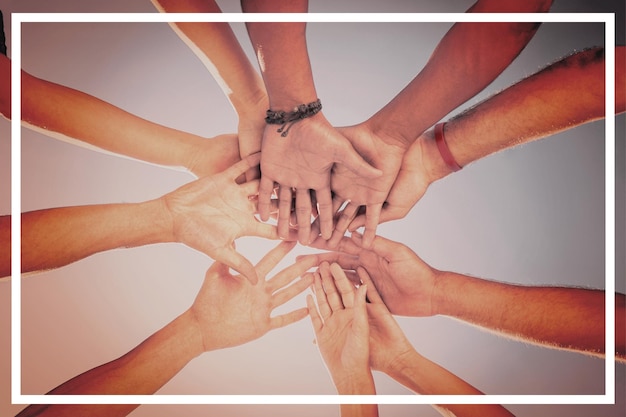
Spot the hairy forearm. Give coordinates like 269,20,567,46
242,0,317,108
387,349,514,417
17,200,172,278
16,310,202,417
367,0,551,146
432,270,623,360
152,0,268,116
442,46,616,169
20,68,211,173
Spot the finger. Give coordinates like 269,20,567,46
249,220,281,240
361,204,382,249
315,186,334,240
255,241,297,279
353,284,369,333
206,260,231,278
295,188,313,245
343,270,362,287
328,202,359,248
307,217,322,245
224,152,261,181
270,307,310,330
266,252,318,293
334,143,383,179
351,231,397,260
319,262,343,311
296,252,360,271
329,262,356,309
239,179,261,197
271,273,314,309
308,234,362,256
313,272,332,321
212,246,258,284
277,185,293,239
258,175,275,222
306,294,323,333
356,267,384,305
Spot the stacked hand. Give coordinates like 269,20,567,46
329,123,407,248
307,232,438,317
190,240,316,352
257,114,382,245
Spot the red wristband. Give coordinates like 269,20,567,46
434,122,462,172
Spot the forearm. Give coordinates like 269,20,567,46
19,200,172,277
152,0,268,117
17,310,202,417
335,371,378,417
367,0,551,146
432,270,619,359
241,0,317,108
20,69,213,173
387,349,514,417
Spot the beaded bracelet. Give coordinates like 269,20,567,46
434,122,462,172
265,99,322,137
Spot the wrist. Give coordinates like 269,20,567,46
172,309,206,359
416,129,456,184
334,369,376,395
149,197,176,245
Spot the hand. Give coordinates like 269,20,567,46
356,267,416,374
329,123,407,249
306,261,374,394
347,131,434,231
162,153,286,284
186,133,241,178
306,233,437,317
190,241,316,352
257,114,382,244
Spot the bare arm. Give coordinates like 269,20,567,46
151,0,268,178
433,270,625,360
0,54,239,178
240,0,380,244
7,155,281,282
16,242,315,417
366,0,553,148
362,46,625,226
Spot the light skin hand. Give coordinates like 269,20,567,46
328,123,407,249
162,153,286,284
307,262,378,417
185,133,242,179
306,233,437,317
191,241,317,352
258,114,383,245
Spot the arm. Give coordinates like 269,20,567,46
307,234,626,361
355,268,515,417
0,54,239,178
241,0,381,244
11,154,284,282
151,0,268,179
330,0,551,245
17,241,315,417
354,45,626,226
307,262,377,417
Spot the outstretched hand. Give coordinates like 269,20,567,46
257,114,382,245
307,261,374,395
162,153,288,284
190,241,316,352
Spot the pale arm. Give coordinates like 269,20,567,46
8,154,282,282
151,0,268,178
16,241,315,417
0,54,239,178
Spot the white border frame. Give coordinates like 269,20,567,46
11,12,616,406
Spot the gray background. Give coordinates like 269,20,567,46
0,0,624,416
